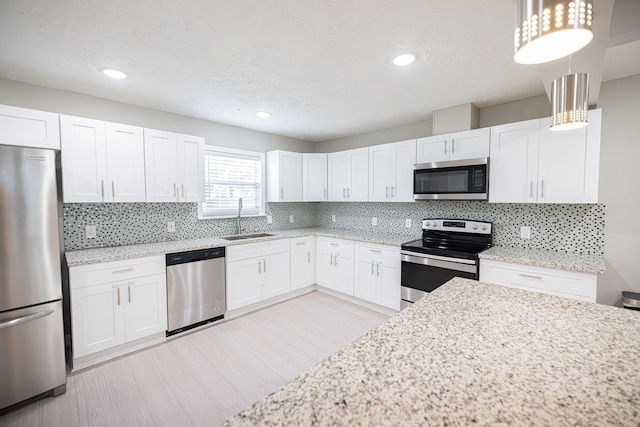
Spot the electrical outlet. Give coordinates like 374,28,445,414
520,226,531,239
85,225,96,239
331,214,336,223
167,221,176,232
405,219,412,228
289,215,294,223
267,215,273,224
371,217,377,226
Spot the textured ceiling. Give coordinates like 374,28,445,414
0,1,613,142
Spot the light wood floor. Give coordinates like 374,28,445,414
0,291,389,427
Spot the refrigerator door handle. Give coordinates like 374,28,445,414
0,309,54,329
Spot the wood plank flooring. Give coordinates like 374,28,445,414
0,291,390,427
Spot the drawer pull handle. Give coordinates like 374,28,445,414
370,249,381,253
117,288,121,306
519,273,543,279
128,285,132,303
113,267,134,274
296,242,305,246
329,243,339,246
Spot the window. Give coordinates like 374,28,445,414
199,146,265,219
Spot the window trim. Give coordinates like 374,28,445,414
198,146,266,220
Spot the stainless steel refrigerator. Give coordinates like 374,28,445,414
0,144,66,410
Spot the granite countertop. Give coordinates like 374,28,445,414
226,277,640,426
479,246,606,274
65,228,416,266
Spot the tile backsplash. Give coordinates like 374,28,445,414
63,201,605,255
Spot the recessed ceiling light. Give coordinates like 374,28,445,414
102,68,127,79
256,111,272,118
392,54,415,66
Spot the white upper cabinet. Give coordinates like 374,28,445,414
61,115,145,202
0,104,60,150
328,147,368,201
417,128,490,163
368,139,416,202
266,150,303,202
303,153,328,201
144,129,204,202
489,109,601,204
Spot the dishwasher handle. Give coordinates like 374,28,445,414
166,247,226,266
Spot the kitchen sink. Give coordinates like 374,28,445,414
221,233,274,241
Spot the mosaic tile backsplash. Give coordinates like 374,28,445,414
63,201,605,255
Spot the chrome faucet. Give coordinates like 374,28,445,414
236,197,243,234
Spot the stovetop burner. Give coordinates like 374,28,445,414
401,219,493,260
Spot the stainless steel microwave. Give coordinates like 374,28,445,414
413,157,489,200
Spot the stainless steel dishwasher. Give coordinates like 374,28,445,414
166,247,226,336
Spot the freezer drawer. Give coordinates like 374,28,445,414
0,300,66,410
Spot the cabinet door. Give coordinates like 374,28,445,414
280,152,303,201
368,144,392,202
291,245,315,291
378,261,401,310
489,119,540,203
303,153,328,201
176,134,205,202
60,115,108,202
450,128,490,160
347,148,369,201
124,274,167,342
226,258,261,310
333,252,354,296
355,256,377,303
537,109,601,203
416,134,449,163
105,122,146,202
315,244,334,289
0,104,60,150
144,129,178,202
391,139,417,202
71,283,125,358
262,252,291,300
328,152,348,201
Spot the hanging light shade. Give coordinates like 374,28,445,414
514,0,594,64
550,72,589,131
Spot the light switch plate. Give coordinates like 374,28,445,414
167,222,176,232
289,215,294,223
331,215,336,223
520,226,531,239
267,215,273,224
85,225,96,239
371,217,377,226
405,219,412,228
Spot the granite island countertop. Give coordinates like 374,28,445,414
65,228,416,266
226,277,640,426
479,246,605,274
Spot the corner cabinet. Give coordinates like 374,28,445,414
354,243,400,310
69,255,167,370
368,139,416,202
316,237,355,295
489,109,601,203
328,147,368,201
0,104,60,150
416,128,490,163
144,129,204,202
303,153,328,201
266,150,303,202
60,115,146,202
226,239,291,310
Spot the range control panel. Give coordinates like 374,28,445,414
422,219,492,235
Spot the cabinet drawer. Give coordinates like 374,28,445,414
69,255,165,289
260,238,290,256
318,238,354,258
356,243,399,264
226,238,290,262
480,260,596,299
290,235,314,250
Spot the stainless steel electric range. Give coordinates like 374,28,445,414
400,219,492,309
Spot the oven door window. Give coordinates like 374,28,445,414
401,261,476,294
414,164,486,194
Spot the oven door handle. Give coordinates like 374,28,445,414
400,252,477,274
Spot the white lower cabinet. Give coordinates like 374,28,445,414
354,243,400,310
316,237,355,296
479,259,597,303
69,255,167,366
290,236,315,291
226,239,291,310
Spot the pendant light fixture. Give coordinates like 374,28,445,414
550,71,589,131
514,0,594,64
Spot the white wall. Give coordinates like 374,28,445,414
596,74,640,304
0,78,314,153
315,119,433,152
478,95,550,127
